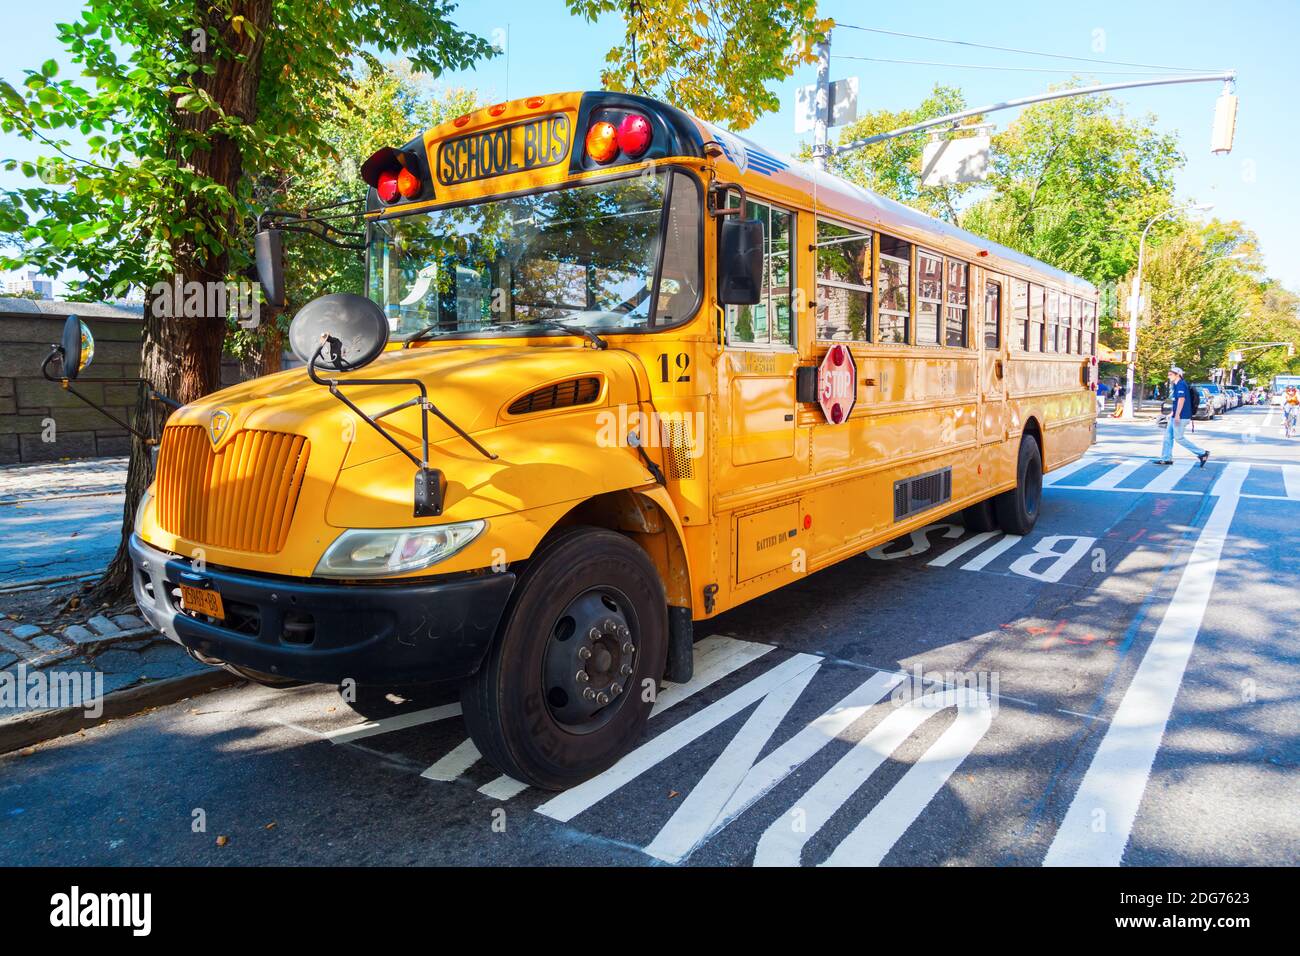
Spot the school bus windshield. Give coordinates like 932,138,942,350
368,169,702,338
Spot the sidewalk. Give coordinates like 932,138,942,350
0,456,233,750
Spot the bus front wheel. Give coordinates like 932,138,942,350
994,437,1043,535
460,526,668,791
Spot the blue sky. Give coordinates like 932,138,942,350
3,0,1298,291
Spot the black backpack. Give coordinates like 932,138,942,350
1187,386,1201,416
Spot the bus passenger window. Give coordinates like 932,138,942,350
945,258,968,347
1072,296,1084,354
916,250,943,345
1046,289,1059,353
726,199,794,347
877,234,912,344
1012,279,1029,350
984,280,1001,350
1029,284,1044,352
814,220,872,342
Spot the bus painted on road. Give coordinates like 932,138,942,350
124,91,1099,788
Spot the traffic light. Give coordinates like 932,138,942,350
1211,90,1238,154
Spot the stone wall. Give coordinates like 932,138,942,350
0,299,244,464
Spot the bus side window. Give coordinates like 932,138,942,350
877,234,912,344
1046,288,1059,353
944,258,968,348
1012,279,1029,351
984,279,1001,350
814,219,872,342
1029,283,1044,352
725,198,794,347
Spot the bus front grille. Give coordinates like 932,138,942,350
155,425,310,554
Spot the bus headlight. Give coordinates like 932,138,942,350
314,520,486,578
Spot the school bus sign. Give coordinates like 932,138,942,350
818,344,857,424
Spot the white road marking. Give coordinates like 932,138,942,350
421,737,482,782
1210,460,1249,498
928,531,1000,568
960,534,1022,572
651,636,775,718
1088,459,1145,490
752,689,992,867
1282,465,1300,500
467,636,778,798
823,695,994,867
1043,458,1093,487
643,660,821,863
1044,486,1241,866
1141,460,1193,494
322,704,461,745
537,654,823,824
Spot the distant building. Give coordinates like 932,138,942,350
4,270,54,299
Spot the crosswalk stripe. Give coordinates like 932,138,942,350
928,531,1000,568
323,704,461,744
1141,460,1193,494
1210,460,1249,498
1043,458,1092,487
1283,465,1300,500
1088,459,1144,490
537,654,823,824
960,534,1022,572
421,737,482,782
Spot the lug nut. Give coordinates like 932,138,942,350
621,642,634,655
583,687,596,700
577,646,592,661
611,683,622,696
588,627,601,641
576,670,590,683
620,663,632,676
603,620,617,634
618,624,630,638
596,692,609,705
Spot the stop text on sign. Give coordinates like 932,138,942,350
818,344,857,424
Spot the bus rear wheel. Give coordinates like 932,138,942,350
994,436,1043,535
460,526,668,791
960,498,998,532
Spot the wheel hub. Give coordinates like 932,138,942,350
543,590,636,726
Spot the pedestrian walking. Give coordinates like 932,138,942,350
1155,366,1210,467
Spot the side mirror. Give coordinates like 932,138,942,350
290,293,390,371
254,228,286,308
718,218,764,305
61,315,94,379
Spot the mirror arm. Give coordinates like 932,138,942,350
708,181,748,218
40,346,158,444
307,343,498,466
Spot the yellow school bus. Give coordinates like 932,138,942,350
120,91,1098,789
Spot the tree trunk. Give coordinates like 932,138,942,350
92,0,274,603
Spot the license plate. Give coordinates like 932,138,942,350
179,585,225,620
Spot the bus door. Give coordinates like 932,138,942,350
979,275,1008,444
717,198,799,486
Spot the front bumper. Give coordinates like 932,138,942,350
129,534,515,685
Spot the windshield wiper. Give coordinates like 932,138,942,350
528,321,608,350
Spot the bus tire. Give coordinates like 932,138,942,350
460,525,668,791
960,498,998,532
994,437,1043,536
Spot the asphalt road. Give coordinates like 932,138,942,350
2,408,1296,866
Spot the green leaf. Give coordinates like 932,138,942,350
41,59,58,78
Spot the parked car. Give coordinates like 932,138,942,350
1195,382,1228,414
1225,385,1243,408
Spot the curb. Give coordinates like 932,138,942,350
0,667,242,756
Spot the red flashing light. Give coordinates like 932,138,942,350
616,113,652,158
488,103,507,116
397,168,421,199
452,114,471,128
526,96,545,109
586,121,619,163
376,169,400,203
